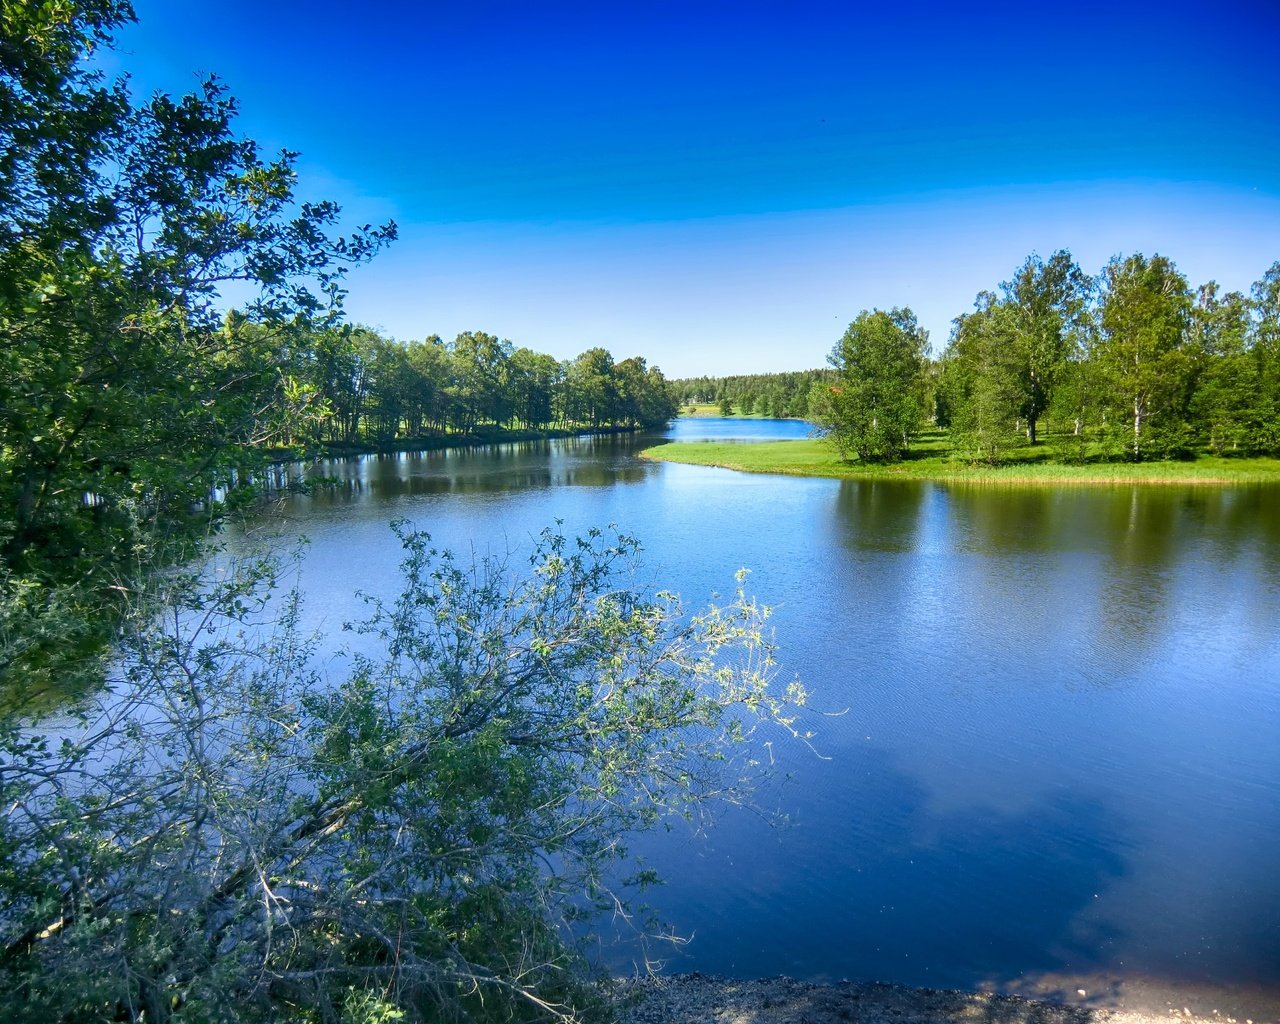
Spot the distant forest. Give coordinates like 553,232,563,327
672,369,834,418
229,321,682,447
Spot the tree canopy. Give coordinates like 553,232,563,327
302,330,679,447
673,369,833,419
929,251,1280,465
0,0,394,695
809,308,928,463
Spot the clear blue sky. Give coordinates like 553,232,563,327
114,1,1280,376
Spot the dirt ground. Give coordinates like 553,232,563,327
618,974,1280,1024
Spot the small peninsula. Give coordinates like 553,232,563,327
641,436,1280,486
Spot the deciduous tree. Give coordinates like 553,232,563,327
1091,254,1194,459
0,1,393,693
1249,262,1280,453
1188,282,1253,453
1,527,807,1023
999,250,1092,444
813,308,927,462
940,295,1026,463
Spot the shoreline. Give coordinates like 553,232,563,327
639,439,1280,486
620,974,1280,1024
261,425,646,464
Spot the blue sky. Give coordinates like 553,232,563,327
115,1,1280,376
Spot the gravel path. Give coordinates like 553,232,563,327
618,975,1277,1024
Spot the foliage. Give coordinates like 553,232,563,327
306,332,680,445
1187,282,1254,455
0,2,679,702
939,295,1028,463
1091,253,1195,459
937,252,1091,464
0,525,808,1022
1248,262,1280,454
0,1,393,695
998,251,1092,444
811,308,927,463
1,3,393,568
923,250,1280,466
672,369,833,420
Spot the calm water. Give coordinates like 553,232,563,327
237,420,1280,1004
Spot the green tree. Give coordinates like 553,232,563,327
813,308,927,462
566,348,615,427
364,333,417,443
1046,352,1108,462
638,363,680,427
940,296,1027,463
1187,282,1254,454
0,1,393,694
509,346,561,430
402,334,451,436
612,355,648,428
1,527,807,1023
450,331,514,430
599,355,676,429
999,250,1092,444
1249,262,1280,453
670,370,831,421
1091,254,1194,459
306,326,368,443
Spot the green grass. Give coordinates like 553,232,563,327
677,403,795,419
640,433,1280,486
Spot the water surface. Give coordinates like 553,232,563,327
238,420,1280,1008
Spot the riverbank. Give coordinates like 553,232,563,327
619,974,1280,1024
260,425,645,465
678,404,806,419
639,438,1280,485
314,424,642,458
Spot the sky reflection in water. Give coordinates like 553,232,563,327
235,421,1280,1000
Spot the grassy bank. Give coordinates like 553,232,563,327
640,436,1280,485
678,403,801,419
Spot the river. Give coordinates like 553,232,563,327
235,418,1280,1010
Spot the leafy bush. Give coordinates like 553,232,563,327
0,526,806,1022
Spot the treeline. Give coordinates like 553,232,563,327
814,251,1280,463
936,251,1280,461
248,319,681,447
672,369,834,418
